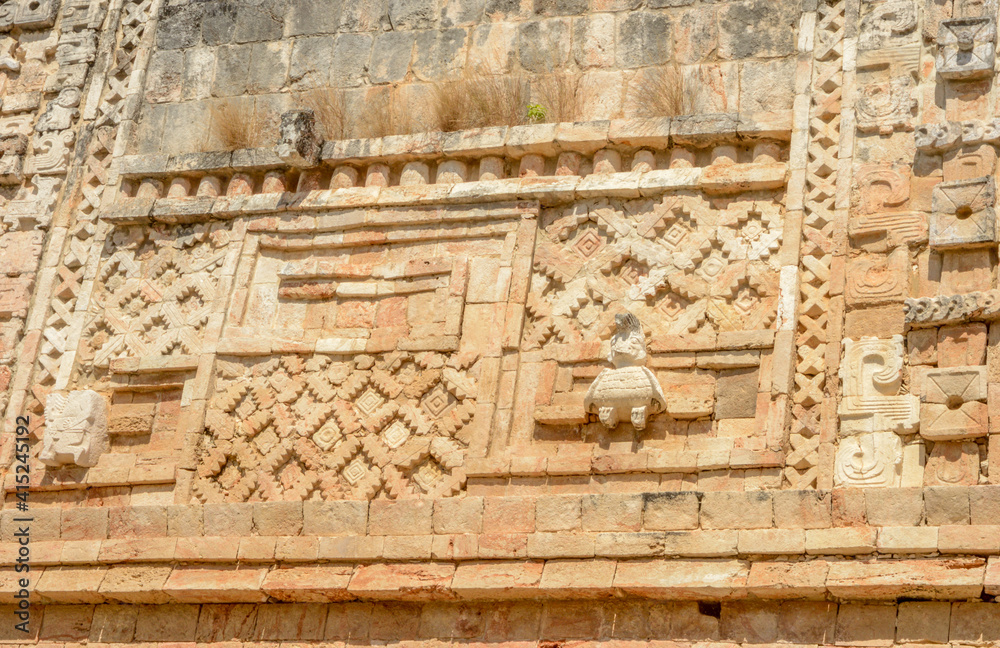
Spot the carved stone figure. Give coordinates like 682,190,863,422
40,390,108,468
584,312,666,431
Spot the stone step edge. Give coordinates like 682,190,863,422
11,556,995,605
5,526,1000,567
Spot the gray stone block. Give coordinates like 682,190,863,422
389,0,438,29
714,367,759,419
330,33,373,87
440,0,486,27
156,3,203,50
287,0,344,36
233,0,286,44
484,0,520,17
212,44,252,97
533,0,588,15
182,48,216,102
413,28,468,81
339,0,390,31
518,18,571,73
202,1,238,46
248,41,291,93
145,50,183,104
739,58,796,113
616,11,672,69
288,36,335,90
370,31,415,84
718,0,798,59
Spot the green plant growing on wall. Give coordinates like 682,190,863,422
527,103,547,123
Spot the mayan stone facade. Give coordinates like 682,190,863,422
0,0,999,644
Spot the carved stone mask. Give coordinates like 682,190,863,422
39,390,108,468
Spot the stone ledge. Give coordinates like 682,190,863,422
105,161,788,225
4,486,999,547
11,557,987,604
116,112,792,179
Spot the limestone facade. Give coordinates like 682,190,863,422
0,0,999,644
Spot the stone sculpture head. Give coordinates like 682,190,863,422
608,312,647,368
39,389,108,468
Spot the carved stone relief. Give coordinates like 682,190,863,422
856,77,917,134
34,87,80,132
39,389,108,467
937,17,996,79
195,352,476,502
920,365,988,440
525,194,782,348
584,313,667,430
930,176,996,248
839,336,920,435
76,222,236,375
924,440,980,484
834,431,904,486
859,0,919,50
25,129,74,174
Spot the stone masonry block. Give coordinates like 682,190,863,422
253,502,304,536
167,505,203,537
700,491,773,529
369,500,433,535
896,601,951,643
61,508,109,540
303,501,368,535
950,602,1000,644
204,503,253,537
483,497,535,534
865,488,924,526
971,485,1000,524
643,492,700,530
835,604,896,646
582,494,643,532
433,497,483,534
925,486,971,525
535,495,582,532
108,507,167,538
772,490,832,529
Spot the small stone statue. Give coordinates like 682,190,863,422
40,390,108,468
584,312,666,430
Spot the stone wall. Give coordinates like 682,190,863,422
131,0,801,153
0,0,999,643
